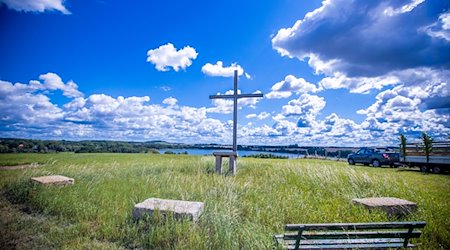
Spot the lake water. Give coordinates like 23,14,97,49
158,148,304,158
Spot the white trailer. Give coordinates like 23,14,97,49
400,141,450,174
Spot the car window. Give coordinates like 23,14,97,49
366,149,374,153
356,149,364,154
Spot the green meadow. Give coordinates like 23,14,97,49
1,153,449,249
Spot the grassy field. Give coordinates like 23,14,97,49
1,153,449,249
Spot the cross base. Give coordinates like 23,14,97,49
213,151,238,175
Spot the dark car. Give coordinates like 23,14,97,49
347,147,399,167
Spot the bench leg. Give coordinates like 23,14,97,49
229,156,237,175
215,156,222,174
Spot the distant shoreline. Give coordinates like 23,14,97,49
0,137,385,158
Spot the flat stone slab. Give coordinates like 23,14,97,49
133,198,204,222
352,197,417,216
31,175,74,186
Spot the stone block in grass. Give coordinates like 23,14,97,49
352,197,417,216
31,175,74,186
133,198,204,222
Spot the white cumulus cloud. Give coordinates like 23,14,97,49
201,61,250,79
39,72,83,98
0,80,64,124
266,75,320,99
0,0,71,14
423,11,450,42
246,112,270,120
147,43,198,72
318,72,400,94
162,96,178,106
282,94,326,117
384,0,425,16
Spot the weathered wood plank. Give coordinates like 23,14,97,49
283,231,422,240
285,242,414,249
285,238,405,245
285,221,426,231
213,151,238,157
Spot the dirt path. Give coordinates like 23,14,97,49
0,164,40,170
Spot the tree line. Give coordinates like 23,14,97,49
0,138,162,154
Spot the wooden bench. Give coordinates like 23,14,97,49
274,221,426,249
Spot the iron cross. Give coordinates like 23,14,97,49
209,70,263,152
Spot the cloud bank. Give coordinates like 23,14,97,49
268,0,450,142
1,71,447,146
271,0,450,107
272,0,450,77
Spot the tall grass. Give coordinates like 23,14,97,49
1,153,449,249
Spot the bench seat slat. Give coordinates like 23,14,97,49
285,243,414,249
283,231,422,240
286,238,405,245
285,221,426,231
281,238,408,247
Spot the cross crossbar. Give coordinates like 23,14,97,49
209,93,264,99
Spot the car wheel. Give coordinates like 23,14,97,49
372,159,381,167
420,165,428,173
348,158,355,165
432,166,441,174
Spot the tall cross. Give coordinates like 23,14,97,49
209,70,263,152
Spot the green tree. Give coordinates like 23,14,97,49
399,134,407,162
421,132,433,163
0,144,9,153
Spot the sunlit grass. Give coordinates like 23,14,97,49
1,153,449,249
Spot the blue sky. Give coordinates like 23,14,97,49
0,0,449,146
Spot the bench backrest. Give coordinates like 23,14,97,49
278,221,426,249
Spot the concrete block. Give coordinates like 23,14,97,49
133,198,204,222
31,175,74,186
352,197,417,216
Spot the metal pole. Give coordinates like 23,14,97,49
233,70,238,152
